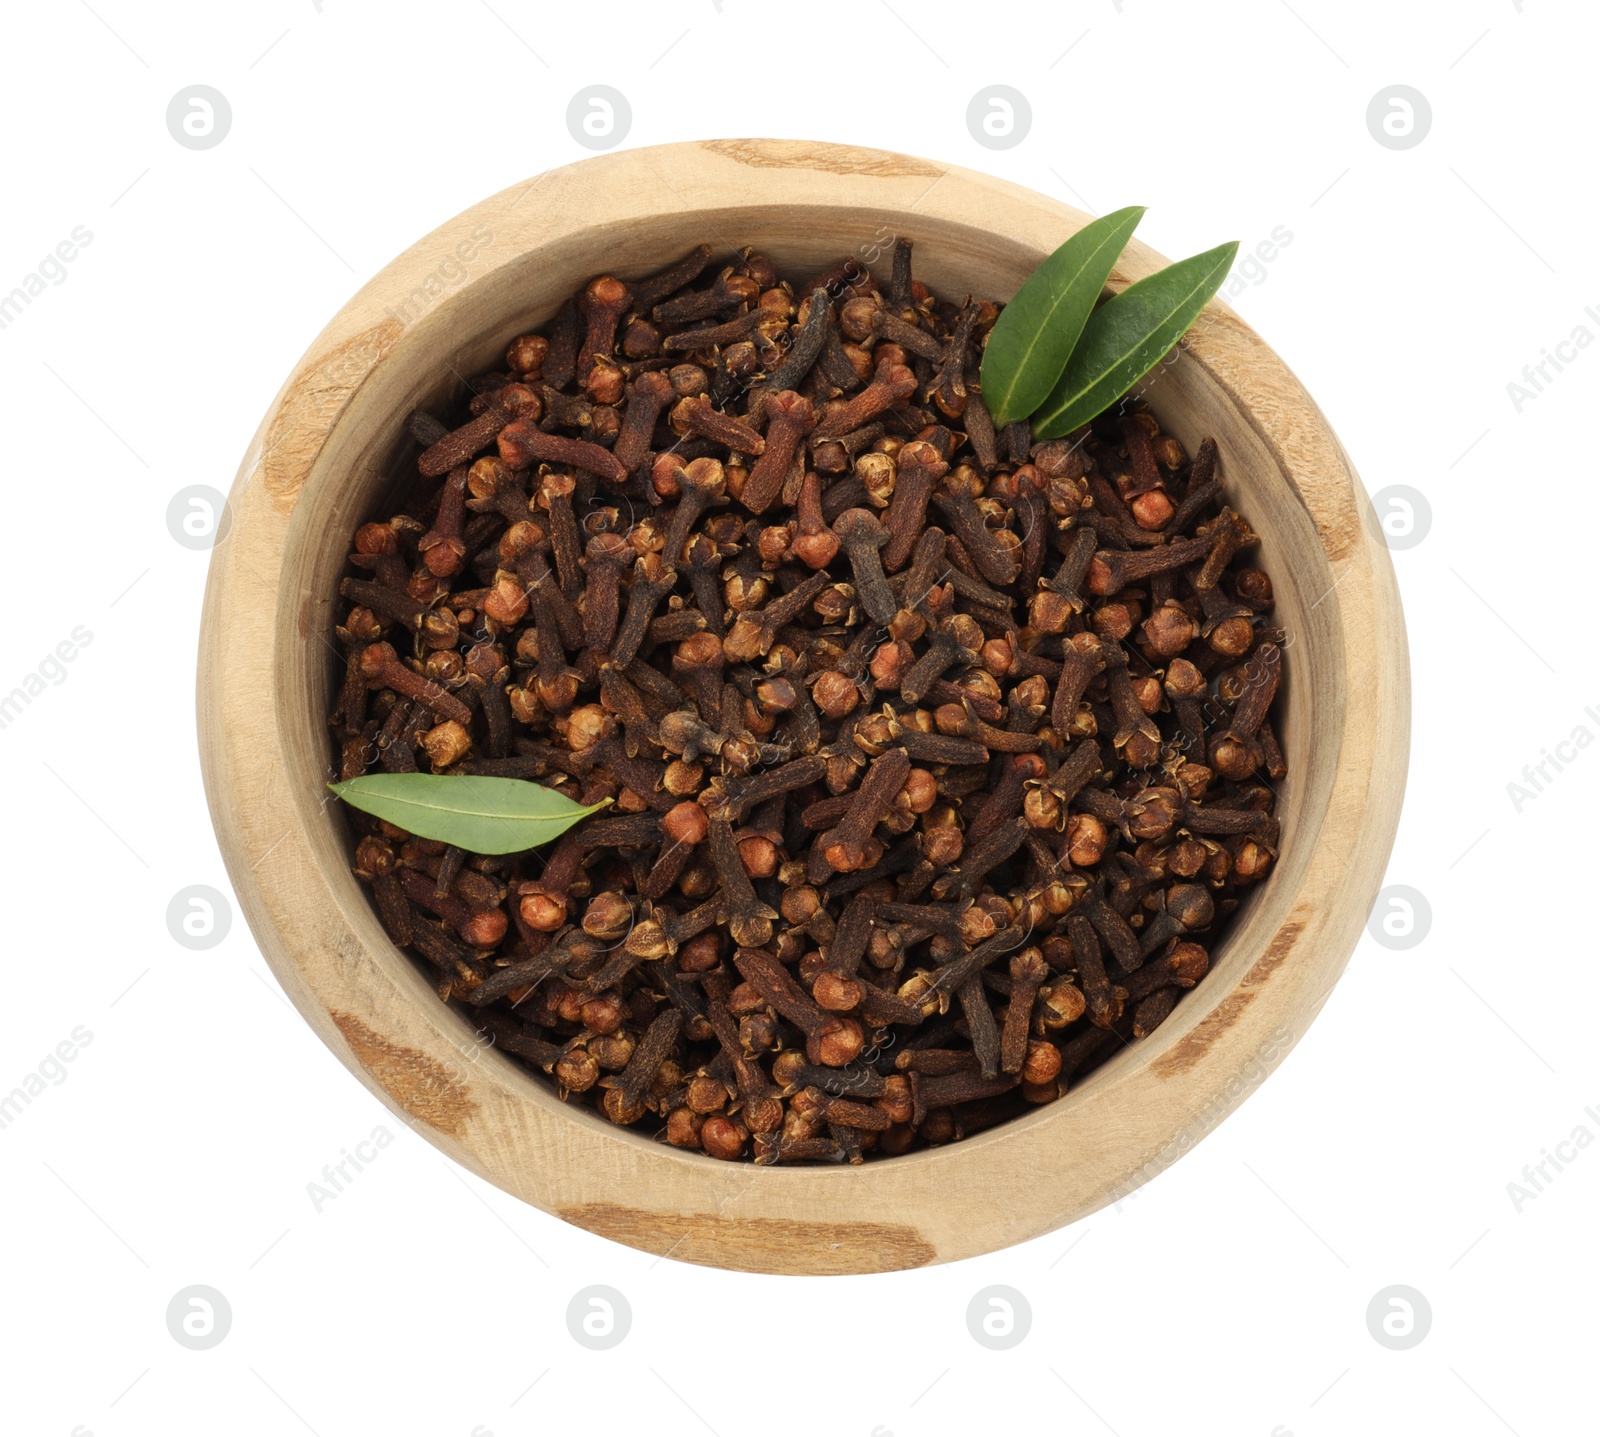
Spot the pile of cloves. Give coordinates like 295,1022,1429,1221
329,238,1287,1163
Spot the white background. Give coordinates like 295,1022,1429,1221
0,1,1589,1433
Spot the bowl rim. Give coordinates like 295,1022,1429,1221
198,138,1410,1275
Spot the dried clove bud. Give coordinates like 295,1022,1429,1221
330,242,1287,1163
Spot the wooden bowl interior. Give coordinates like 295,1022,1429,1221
278,201,1336,1166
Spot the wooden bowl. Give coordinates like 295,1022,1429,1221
198,139,1409,1275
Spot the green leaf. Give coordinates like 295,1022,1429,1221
328,773,611,855
980,205,1146,426
1030,239,1239,440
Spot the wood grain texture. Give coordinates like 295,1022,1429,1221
558,1204,938,1274
700,137,946,178
197,140,1410,1275
331,1012,480,1137
261,319,404,511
